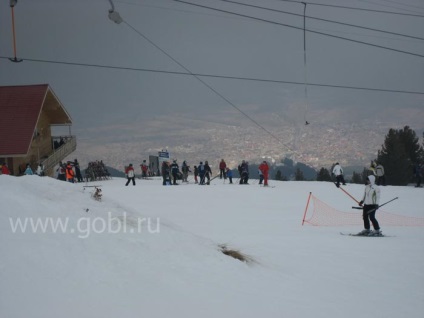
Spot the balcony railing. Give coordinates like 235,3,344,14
41,136,77,173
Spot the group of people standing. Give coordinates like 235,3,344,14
56,160,83,183
147,159,269,187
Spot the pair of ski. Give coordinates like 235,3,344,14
340,232,394,237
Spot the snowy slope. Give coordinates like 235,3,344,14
1,175,423,318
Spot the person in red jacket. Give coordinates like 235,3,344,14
125,164,136,186
219,159,227,179
259,161,270,186
66,162,75,183
1,163,10,175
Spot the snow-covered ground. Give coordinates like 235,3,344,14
1,174,423,318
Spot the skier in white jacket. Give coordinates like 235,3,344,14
358,175,381,236
332,162,346,187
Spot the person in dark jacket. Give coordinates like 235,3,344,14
414,163,422,188
204,161,212,185
193,165,199,184
170,160,180,185
57,161,66,181
181,161,190,183
161,161,171,185
74,159,83,183
239,160,249,184
198,162,206,185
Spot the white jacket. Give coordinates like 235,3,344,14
375,165,384,177
362,175,380,205
127,168,135,178
332,164,343,176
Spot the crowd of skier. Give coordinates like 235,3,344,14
124,158,270,187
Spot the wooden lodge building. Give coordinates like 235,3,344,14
0,84,76,176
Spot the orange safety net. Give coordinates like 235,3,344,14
303,194,424,227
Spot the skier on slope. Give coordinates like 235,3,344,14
125,164,136,186
259,161,270,187
357,175,381,236
332,162,346,188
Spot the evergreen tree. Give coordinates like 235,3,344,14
376,126,424,185
351,171,362,184
361,168,370,184
316,167,332,181
295,168,305,181
275,170,283,181
295,162,317,180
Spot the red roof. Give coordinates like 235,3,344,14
0,84,50,156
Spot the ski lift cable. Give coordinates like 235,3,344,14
105,1,296,153
302,2,309,125
356,0,424,15
173,0,424,58
2,55,423,95
211,0,424,41
122,21,295,152
272,0,424,18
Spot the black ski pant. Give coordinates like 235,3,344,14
163,175,170,185
220,169,226,179
125,177,135,186
240,172,249,184
335,175,346,187
363,204,380,230
75,168,83,182
376,175,386,186
199,173,206,185
172,172,178,185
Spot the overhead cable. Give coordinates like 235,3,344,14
173,0,424,58
1,56,422,95
271,0,424,17
213,0,424,41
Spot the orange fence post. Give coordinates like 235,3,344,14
302,192,312,225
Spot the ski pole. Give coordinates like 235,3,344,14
352,197,399,213
338,185,360,204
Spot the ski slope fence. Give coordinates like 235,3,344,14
302,193,424,227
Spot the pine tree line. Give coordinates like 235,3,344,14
273,126,423,185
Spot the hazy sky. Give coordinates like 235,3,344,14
1,0,423,135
